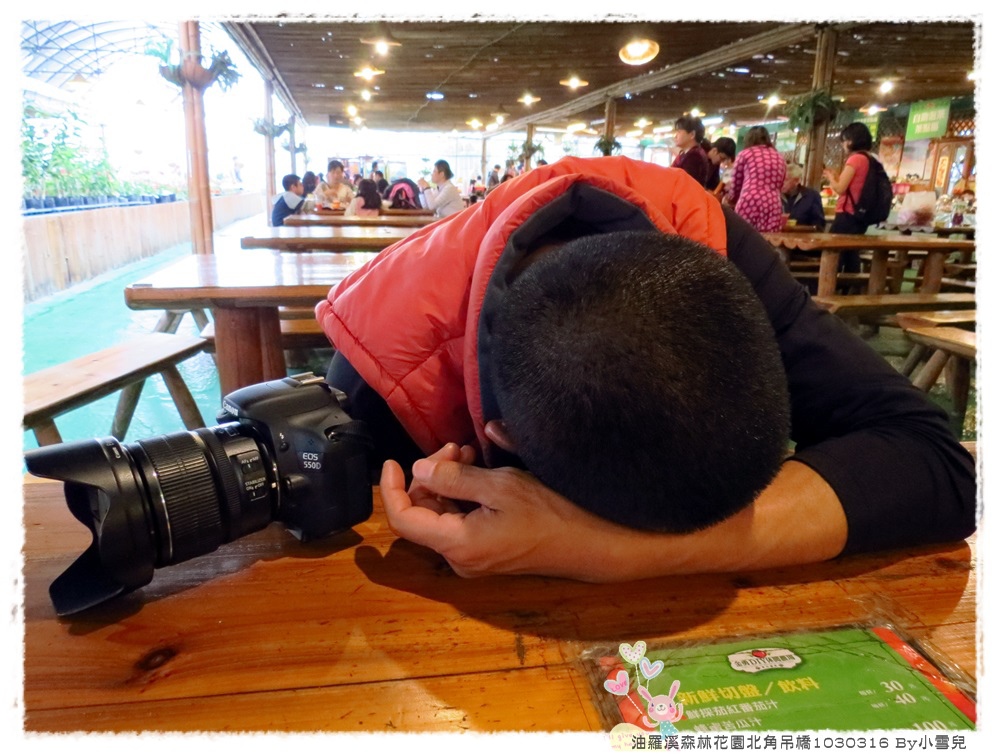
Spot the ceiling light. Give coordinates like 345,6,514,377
702,116,724,126
360,90,372,102
426,91,445,100
518,93,540,106
619,38,660,66
485,122,499,132
634,118,651,128
967,70,977,81
766,95,786,107
352,116,363,125
879,80,894,94
311,82,326,89
690,108,703,118
360,29,401,55
560,76,589,89
491,105,511,123
865,105,885,115
354,66,385,81
626,129,644,138
346,104,359,117
567,122,587,133
467,118,483,129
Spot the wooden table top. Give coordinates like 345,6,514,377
22,475,976,733
124,250,370,310
285,214,436,228
241,225,415,251
764,232,975,253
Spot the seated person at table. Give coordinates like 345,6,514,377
706,137,736,195
302,170,319,197
782,163,826,229
270,173,304,227
417,159,465,218
372,170,390,195
316,160,356,208
346,179,384,217
316,156,975,581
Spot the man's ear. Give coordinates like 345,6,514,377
484,420,517,453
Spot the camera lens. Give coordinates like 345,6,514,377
132,424,278,567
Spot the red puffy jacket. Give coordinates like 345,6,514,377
316,156,727,457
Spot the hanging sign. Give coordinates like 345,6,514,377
905,98,951,141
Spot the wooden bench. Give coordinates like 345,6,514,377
812,293,976,319
24,333,206,446
902,325,977,435
895,311,976,377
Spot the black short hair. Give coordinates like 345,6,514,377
840,122,874,152
711,137,736,161
490,230,790,533
302,171,318,194
434,159,453,180
674,115,706,143
282,174,301,191
327,159,344,173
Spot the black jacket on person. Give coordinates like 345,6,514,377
782,185,827,228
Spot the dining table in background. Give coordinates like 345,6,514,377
22,469,976,733
125,250,369,395
764,232,975,297
241,225,416,252
283,213,437,228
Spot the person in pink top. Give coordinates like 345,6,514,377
727,126,787,233
345,178,384,217
823,122,874,272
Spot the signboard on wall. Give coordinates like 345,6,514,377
905,98,952,141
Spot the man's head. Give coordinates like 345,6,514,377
282,174,303,194
432,159,454,182
489,230,790,533
327,160,345,184
493,164,501,172
673,115,705,148
782,163,804,196
708,137,736,165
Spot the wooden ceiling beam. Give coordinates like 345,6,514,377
493,22,847,135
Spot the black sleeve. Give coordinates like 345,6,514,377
722,207,977,554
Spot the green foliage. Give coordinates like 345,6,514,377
783,90,840,131
254,118,290,137
594,135,622,156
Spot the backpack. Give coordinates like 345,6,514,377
385,178,422,210
848,153,893,226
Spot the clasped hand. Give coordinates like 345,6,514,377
379,443,626,581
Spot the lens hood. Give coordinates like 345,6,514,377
25,438,158,615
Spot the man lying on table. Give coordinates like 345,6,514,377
315,156,976,581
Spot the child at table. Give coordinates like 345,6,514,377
271,174,305,227
345,179,384,217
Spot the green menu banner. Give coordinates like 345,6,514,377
906,98,952,141
595,626,974,733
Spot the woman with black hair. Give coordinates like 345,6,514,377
345,178,384,217
417,159,464,218
823,122,878,271
671,115,711,187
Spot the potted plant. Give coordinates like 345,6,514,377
519,140,544,163
594,135,622,156
148,39,241,92
783,89,840,132
253,118,290,138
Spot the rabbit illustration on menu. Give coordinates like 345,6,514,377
638,680,684,735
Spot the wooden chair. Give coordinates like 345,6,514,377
24,333,207,446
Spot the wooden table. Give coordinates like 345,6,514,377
284,213,436,228
22,475,976,732
241,225,415,252
125,250,369,395
764,232,975,296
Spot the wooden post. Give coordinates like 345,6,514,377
525,124,536,171
481,138,488,183
264,80,276,204
179,21,214,254
288,119,296,174
804,25,838,189
604,99,617,142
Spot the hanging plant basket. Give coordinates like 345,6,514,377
594,135,622,157
253,118,290,138
157,50,240,93
783,90,840,132
519,141,544,162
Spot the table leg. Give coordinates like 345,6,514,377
867,249,890,295
817,249,841,296
212,307,286,395
921,251,946,293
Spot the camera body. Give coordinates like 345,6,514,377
219,374,373,541
24,373,373,616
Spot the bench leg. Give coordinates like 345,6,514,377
32,420,63,447
161,365,206,430
912,349,950,392
899,344,930,378
111,381,146,440
153,310,185,334
945,355,972,437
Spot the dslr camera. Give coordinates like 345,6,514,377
24,373,373,616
